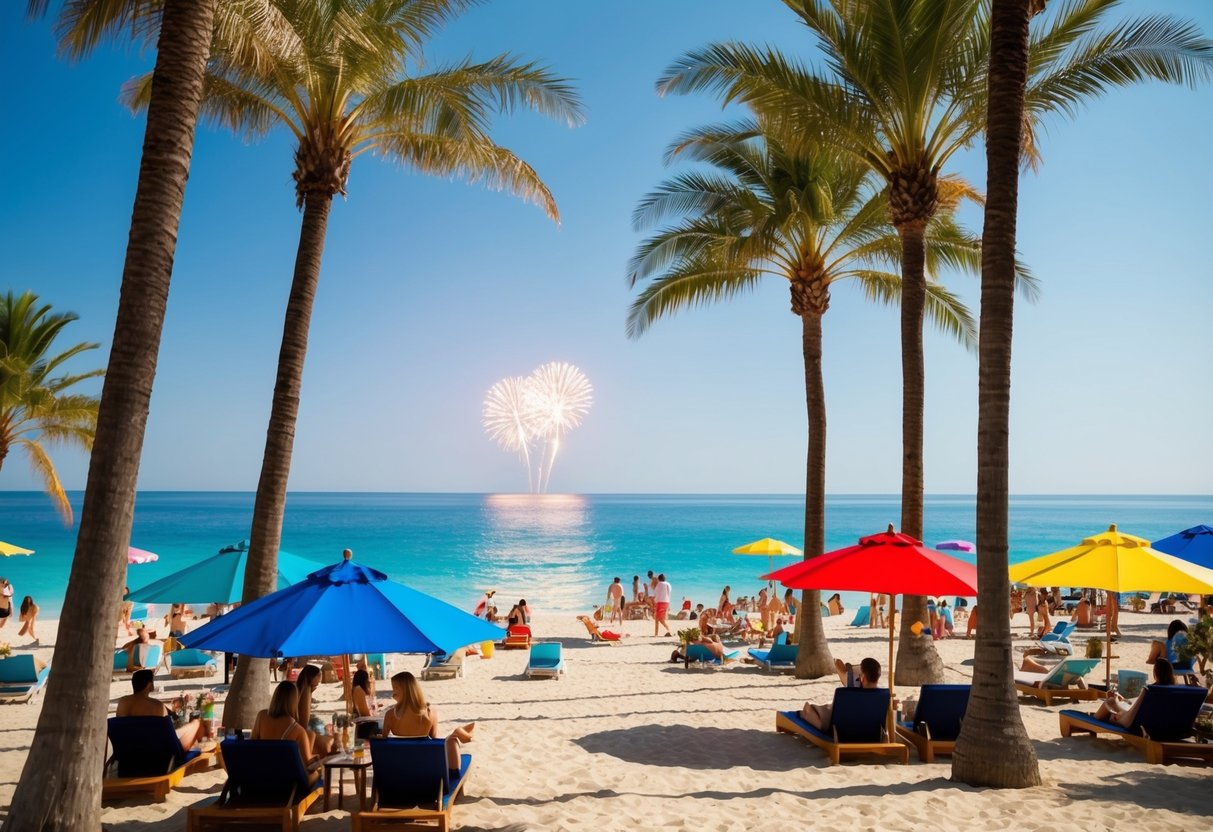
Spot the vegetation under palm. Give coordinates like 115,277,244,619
0,291,101,525
124,0,585,729
658,0,1213,686
629,121,979,677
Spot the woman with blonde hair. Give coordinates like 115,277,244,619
382,671,474,774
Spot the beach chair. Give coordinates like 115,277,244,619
1036,621,1077,655
502,624,531,650
776,688,909,765
1059,684,1213,765
747,643,798,673
849,606,871,627
186,739,322,832
683,643,740,669
168,648,218,680
577,615,622,643
524,642,565,678
0,654,50,704
1014,658,1102,705
103,716,215,802
112,642,164,680
895,684,971,762
421,651,465,681
353,738,472,832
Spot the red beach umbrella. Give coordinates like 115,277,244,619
764,525,978,736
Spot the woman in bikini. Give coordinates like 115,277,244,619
295,665,334,755
382,671,474,775
251,681,316,777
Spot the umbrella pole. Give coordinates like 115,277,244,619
1105,619,1112,689
888,596,896,741
343,654,353,717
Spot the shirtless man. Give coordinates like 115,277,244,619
115,669,210,751
800,657,885,731
606,577,625,626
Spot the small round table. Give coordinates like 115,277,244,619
322,752,372,812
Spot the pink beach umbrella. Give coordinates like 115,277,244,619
128,547,159,565
935,540,975,553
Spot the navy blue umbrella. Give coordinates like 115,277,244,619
180,556,504,658
1152,525,1213,571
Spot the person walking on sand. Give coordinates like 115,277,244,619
607,577,625,626
17,596,38,641
653,573,673,637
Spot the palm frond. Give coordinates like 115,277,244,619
18,438,72,526
627,263,767,338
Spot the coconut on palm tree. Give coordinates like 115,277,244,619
122,0,585,729
629,121,979,677
0,291,101,525
657,0,1213,685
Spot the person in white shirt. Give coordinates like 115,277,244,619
653,573,673,637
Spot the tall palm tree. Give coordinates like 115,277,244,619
124,0,584,729
952,0,1045,789
0,291,102,525
629,122,978,677
657,0,1213,685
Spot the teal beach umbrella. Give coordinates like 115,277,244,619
126,540,321,604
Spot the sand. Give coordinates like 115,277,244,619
0,610,1208,831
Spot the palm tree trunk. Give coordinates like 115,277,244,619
953,0,1042,788
1,2,218,829
793,309,834,678
222,192,334,730
894,224,944,685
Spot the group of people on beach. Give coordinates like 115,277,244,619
601,571,674,636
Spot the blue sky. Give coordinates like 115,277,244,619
1,0,1211,497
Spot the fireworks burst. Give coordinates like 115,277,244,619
482,362,593,493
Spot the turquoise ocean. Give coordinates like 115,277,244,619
2,492,1210,618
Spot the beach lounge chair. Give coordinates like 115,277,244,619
103,716,215,802
747,643,798,673
1014,658,1102,705
524,643,565,678
421,651,465,681
1059,684,1213,765
683,643,740,669
112,642,163,680
186,739,322,831
776,688,909,765
577,615,622,643
502,624,531,650
895,684,971,762
1036,621,1077,655
353,738,472,831
168,648,218,680
849,606,871,627
0,654,50,704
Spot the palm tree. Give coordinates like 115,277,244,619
951,0,1044,789
0,291,102,525
123,0,584,729
657,0,1213,685
7,2,226,828
629,121,978,677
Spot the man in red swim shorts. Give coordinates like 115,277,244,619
653,573,673,637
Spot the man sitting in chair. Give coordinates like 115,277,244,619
115,669,211,752
799,657,883,731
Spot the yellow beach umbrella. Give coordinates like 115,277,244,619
1009,524,1213,685
733,538,802,584
0,541,34,557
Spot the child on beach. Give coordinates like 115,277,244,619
17,596,38,640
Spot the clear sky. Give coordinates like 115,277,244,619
1,0,1211,496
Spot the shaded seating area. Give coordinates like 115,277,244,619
502,625,531,650
895,684,970,762
1059,684,1213,765
0,654,50,704
525,643,565,678
103,716,215,803
353,738,472,831
187,739,322,831
747,642,798,673
775,688,908,765
1014,657,1102,705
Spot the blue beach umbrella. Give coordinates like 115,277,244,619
180,556,504,658
126,540,321,605
1152,525,1213,571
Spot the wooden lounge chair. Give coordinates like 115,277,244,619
747,642,798,673
103,716,215,803
187,739,322,831
353,738,472,831
421,650,465,681
168,648,218,680
776,688,908,765
683,643,739,669
502,624,531,650
0,654,50,704
1014,657,1102,705
577,615,621,643
112,642,163,680
895,684,970,762
525,643,565,678
1059,684,1213,765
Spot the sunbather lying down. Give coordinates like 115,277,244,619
669,634,730,663
800,657,887,731
1018,651,1077,677
1092,659,1175,727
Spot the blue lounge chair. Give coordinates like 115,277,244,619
112,642,163,679
525,643,565,678
1014,657,1102,705
353,738,472,831
684,643,739,669
1059,684,1213,765
849,606,871,627
168,648,218,680
103,716,215,802
0,654,50,703
187,739,322,831
747,643,798,673
776,688,908,765
895,684,971,762
1036,621,1077,655
422,650,465,681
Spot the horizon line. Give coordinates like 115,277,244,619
1,489,1209,498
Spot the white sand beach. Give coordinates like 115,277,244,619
0,610,1208,831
